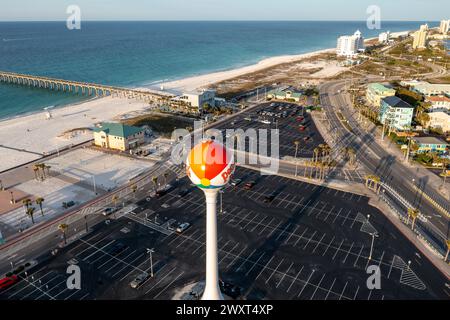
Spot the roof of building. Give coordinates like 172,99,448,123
413,83,450,92
368,83,395,94
94,122,143,138
381,96,413,109
426,95,450,103
413,136,448,145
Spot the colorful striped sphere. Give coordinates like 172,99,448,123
186,140,234,189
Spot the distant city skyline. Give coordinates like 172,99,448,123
0,0,449,22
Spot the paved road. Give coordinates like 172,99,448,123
319,80,449,253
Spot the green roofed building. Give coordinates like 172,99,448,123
267,90,302,102
93,122,145,151
366,83,396,108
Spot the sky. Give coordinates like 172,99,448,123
0,0,448,21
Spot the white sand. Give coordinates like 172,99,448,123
158,49,335,93
0,47,339,172
0,97,150,172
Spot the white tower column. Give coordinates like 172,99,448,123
201,189,224,300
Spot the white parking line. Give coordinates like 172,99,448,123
297,270,315,298
255,256,275,281
153,271,185,299
342,242,354,264
339,282,348,300
332,239,345,260
265,259,284,284
82,240,116,261
353,245,364,267
324,278,337,300
144,267,177,295
275,223,292,241
303,231,317,250
276,262,294,289
294,228,309,247
322,236,335,257
312,234,326,254
309,274,326,300
286,266,304,293
245,253,266,276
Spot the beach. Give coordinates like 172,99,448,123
0,46,343,172
157,48,336,92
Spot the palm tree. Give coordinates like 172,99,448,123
35,197,45,216
347,147,356,167
438,158,449,187
22,198,32,211
26,207,36,224
152,177,158,193
33,165,40,181
112,195,119,208
58,223,69,245
407,208,419,230
131,185,138,199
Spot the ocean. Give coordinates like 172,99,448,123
0,21,437,120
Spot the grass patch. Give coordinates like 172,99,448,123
123,113,195,137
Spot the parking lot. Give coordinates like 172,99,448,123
214,102,325,159
2,166,448,300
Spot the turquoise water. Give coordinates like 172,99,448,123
0,21,437,119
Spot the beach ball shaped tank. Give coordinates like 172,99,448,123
186,140,234,189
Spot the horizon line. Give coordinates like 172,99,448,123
0,19,440,23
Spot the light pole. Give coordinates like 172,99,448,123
368,232,378,261
294,141,300,177
92,175,97,195
9,191,15,204
186,140,234,301
219,189,224,215
147,248,155,277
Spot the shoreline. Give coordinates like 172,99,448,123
152,48,335,93
0,30,411,172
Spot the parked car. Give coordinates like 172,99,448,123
0,275,19,291
263,193,276,203
176,189,189,198
244,181,256,190
130,272,149,289
102,207,118,216
176,223,191,234
62,201,76,209
219,280,242,299
230,179,242,187
110,243,128,256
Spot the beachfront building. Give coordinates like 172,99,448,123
412,24,429,50
178,89,216,110
440,20,450,34
379,96,414,131
266,90,302,102
336,30,365,58
412,137,449,154
93,122,144,151
366,83,396,108
426,111,450,133
426,95,450,111
378,31,391,44
411,83,450,96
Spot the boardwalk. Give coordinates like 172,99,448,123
0,70,174,104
